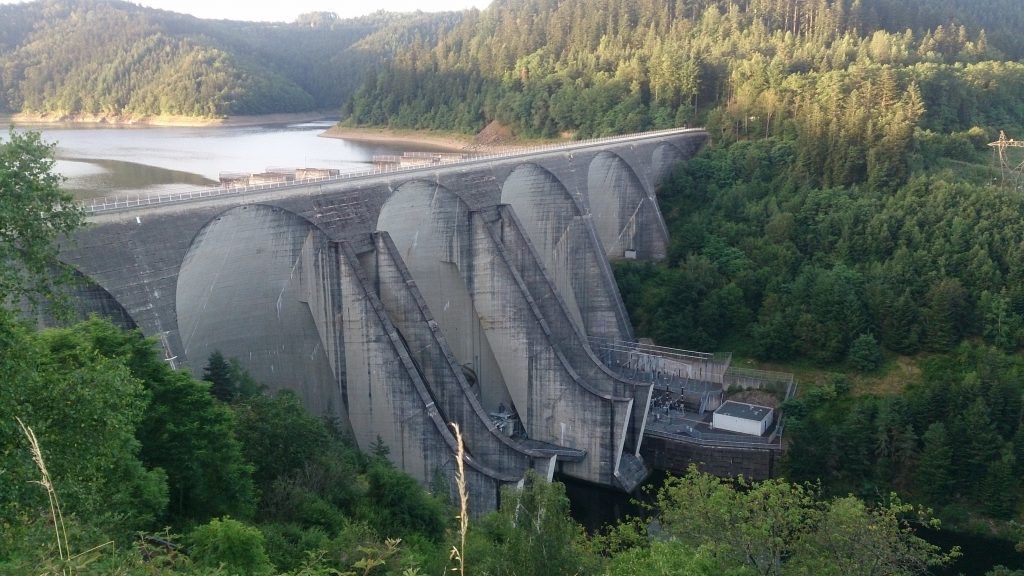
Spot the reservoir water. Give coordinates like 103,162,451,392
10,119,446,200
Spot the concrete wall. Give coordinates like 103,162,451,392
377,180,514,416
493,207,654,458
499,164,633,342
58,129,710,507
337,240,516,513
175,205,345,421
372,231,540,475
641,433,778,480
586,151,668,261
466,209,633,485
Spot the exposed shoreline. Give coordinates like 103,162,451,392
318,125,479,153
4,111,339,128
3,111,549,154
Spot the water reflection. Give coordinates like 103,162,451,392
11,120,440,201
58,157,218,200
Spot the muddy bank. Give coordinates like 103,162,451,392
318,125,477,152
5,111,337,128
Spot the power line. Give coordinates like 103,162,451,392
989,131,1024,191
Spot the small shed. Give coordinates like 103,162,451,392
712,400,774,436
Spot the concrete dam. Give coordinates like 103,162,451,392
59,128,713,512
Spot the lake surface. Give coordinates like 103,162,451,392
10,120,442,200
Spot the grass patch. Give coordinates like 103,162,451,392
729,353,924,398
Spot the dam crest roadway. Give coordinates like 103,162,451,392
59,127,782,512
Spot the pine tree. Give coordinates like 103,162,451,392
956,397,1003,497
203,351,235,403
982,448,1019,519
917,422,954,505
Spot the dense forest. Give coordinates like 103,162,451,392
0,0,460,117
6,0,1024,572
342,0,1024,139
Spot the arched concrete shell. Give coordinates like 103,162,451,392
500,164,587,331
586,151,666,260
378,180,633,485
371,232,538,475
175,204,344,421
29,268,139,330
337,241,516,512
377,180,514,415
500,162,635,342
651,142,686,186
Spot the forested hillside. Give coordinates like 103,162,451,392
0,0,459,118
343,0,1024,140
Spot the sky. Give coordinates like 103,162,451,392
0,0,493,22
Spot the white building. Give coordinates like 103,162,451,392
712,400,774,436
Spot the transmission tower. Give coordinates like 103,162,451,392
989,131,1024,191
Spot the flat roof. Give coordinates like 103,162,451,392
715,400,773,422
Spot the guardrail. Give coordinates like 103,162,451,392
645,425,784,449
81,127,706,215
588,336,716,362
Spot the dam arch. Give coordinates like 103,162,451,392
500,164,586,331
56,128,712,508
377,180,515,416
651,141,686,185
175,204,344,422
586,151,668,260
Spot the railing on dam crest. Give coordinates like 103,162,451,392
80,127,705,214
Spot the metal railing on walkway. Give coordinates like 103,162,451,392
81,127,706,215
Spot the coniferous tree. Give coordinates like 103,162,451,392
955,397,1003,499
204,351,235,402
917,422,955,505
982,449,1020,519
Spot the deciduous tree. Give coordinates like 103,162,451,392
0,130,83,310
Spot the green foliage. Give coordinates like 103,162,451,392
78,320,257,526
989,568,1024,576
0,314,453,574
259,522,332,573
917,423,954,506
0,130,84,310
619,139,1024,362
364,461,446,543
342,0,1023,141
466,470,597,576
204,351,264,403
0,0,439,117
656,466,957,576
788,495,956,576
138,368,257,525
786,343,1024,524
233,390,328,492
189,517,274,576
204,351,235,402
658,468,820,574
0,313,167,547
603,541,755,576
848,333,883,372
